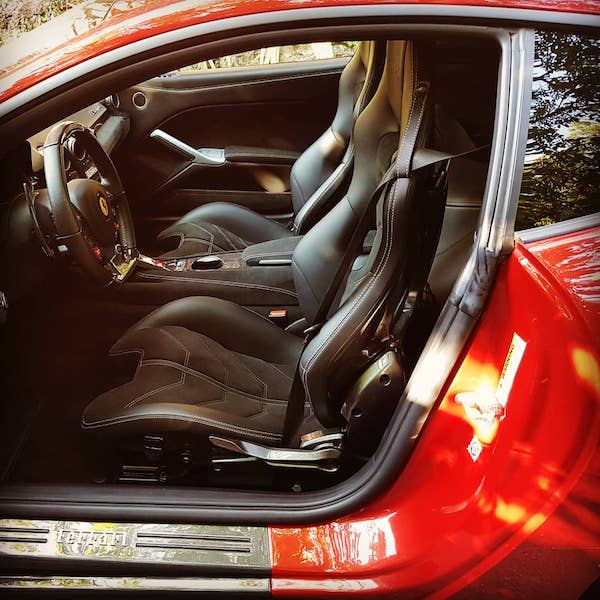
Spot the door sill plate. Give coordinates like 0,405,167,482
0,518,271,584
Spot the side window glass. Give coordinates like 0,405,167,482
175,42,358,73
517,31,599,230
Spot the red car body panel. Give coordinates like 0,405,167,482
270,227,600,598
0,0,599,104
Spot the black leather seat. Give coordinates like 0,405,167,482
157,41,386,258
83,40,439,454
82,296,308,444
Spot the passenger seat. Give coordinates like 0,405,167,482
157,41,386,258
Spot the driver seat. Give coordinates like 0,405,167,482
82,40,439,462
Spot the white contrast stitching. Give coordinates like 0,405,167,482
301,176,398,410
83,412,281,441
123,372,185,409
136,271,298,298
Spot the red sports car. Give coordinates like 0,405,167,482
0,1,598,597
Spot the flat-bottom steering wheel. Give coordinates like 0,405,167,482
43,121,136,284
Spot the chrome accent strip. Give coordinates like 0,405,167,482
0,576,270,593
210,435,341,472
131,90,148,108
256,259,293,266
0,519,270,573
517,211,600,244
150,129,225,165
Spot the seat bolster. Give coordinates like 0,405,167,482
82,400,285,445
83,298,306,445
120,296,303,364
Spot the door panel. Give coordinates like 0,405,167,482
113,59,346,251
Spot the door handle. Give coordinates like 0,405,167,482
149,129,225,166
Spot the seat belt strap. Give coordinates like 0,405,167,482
281,368,307,447
304,81,438,339
378,144,490,348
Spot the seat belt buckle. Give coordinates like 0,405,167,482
268,308,288,326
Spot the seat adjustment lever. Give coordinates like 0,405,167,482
209,435,342,472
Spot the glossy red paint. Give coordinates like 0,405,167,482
0,0,599,105
270,226,600,598
525,226,600,345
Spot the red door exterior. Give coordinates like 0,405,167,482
270,224,600,598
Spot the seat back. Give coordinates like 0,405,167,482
292,40,436,427
290,41,386,233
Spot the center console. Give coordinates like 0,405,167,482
122,236,304,323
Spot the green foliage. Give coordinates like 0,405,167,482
517,31,600,230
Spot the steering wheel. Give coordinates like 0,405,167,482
43,121,136,284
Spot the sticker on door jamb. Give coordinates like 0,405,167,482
496,332,527,408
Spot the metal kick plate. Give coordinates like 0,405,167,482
0,576,270,593
0,518,271,574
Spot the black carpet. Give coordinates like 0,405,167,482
1,276,153,483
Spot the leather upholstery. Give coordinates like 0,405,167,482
83,40,436,449
158,202,291,259
82,297,313,443
241,236,302,265
157,41,385,258
429,106,487,301
292,41,415,325
297,41,430,426
290,41,386,233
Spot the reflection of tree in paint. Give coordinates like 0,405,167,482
517,31,599,230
